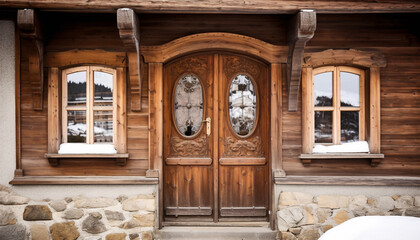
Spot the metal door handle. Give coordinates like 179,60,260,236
203,117,211,136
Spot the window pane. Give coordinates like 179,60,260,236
67,71,86,106
94,111,113,143
315,111,333,143
341,111,359,142
229,74,257,136
174,74,203,137
67,110,86,143
340,72,360,107
314,72,333,107
94,71,113,107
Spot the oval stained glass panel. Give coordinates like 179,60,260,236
174,74,203,137
228,74,257,136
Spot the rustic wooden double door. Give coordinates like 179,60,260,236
163,52,269,222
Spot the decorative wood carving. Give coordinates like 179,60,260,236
303,49,387,68
117,8,142,111
223,136,264,157
141,32,288,64
18,9,44,111
224,56,260,79
169,137,208,157
287,10,316,111
172,56,208,78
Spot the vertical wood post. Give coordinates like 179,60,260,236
15,27,23,177
116,67,127,153
47,67,61,153
301,67,314,153
369,67,381,153
271,63,285,177
148,62,163,174
148,62,163,228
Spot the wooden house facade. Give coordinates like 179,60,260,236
0,1,419,239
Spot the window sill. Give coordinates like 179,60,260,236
299,153,384,167
45,153,130,166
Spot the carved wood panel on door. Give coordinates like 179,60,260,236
163,53,269,222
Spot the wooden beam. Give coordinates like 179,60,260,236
141,32,287,64
10,176,158,185
17,9,44,111
117,8,142,112
2,1,420,13
303,49,387,68
287,10,316,111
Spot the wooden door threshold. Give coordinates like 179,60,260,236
162,221,270,227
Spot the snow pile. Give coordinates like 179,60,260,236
58,143,117,154
319,216,420,240
313,141,369,153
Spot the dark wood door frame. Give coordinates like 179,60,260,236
143,33,287,229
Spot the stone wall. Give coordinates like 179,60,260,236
277,192,420,240
0,185,156,240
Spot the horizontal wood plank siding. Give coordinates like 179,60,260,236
283,14,420,176
16,13,420,179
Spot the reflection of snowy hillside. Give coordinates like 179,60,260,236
67,123,113,143
67,123,87,137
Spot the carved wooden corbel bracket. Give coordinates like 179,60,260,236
18,9,44,111
287,10,316,111
117,8,142,112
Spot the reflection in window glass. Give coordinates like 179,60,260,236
94,71,113,107
94,111,113,143
341,111,359,142
67,71,87,106
314,72,333,107
229,74,257,136
341,72,360,107
67,110,86,143
315,111,333,143
174,74,203,137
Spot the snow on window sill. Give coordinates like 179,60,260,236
312,141,369,153
299,141,384,167
58,143,117,154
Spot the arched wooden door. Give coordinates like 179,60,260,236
163,52,269,222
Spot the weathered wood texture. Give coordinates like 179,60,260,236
287,10,316,111
17,9,44,111
283,14,420,176
2,0,420,13
16,13,420,178
117,8,142,112
19,13,149,176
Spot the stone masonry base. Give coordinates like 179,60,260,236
0,185,156,240
277,192,420,240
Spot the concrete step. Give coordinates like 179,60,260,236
155,226,278,240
